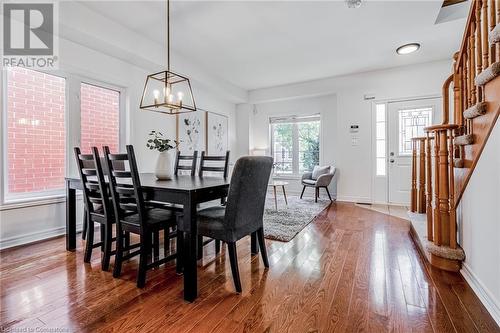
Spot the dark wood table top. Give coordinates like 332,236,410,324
66,173,230,192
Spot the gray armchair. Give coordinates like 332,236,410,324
300,166,336,202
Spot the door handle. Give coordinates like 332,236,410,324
389,159,395,163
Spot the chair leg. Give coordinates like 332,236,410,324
100,226,105,252
315,187,318,203
300,186,306,199
215,240,221,255
251,232,259,255
227,242,242,293
164,228,169,257
137,232,152,288
153,230,160,260
84,218,94,263
113,225,124,278
325,186,333,201
176,231,184,274
197,235,203,260
101,223,113,271
82,209,87,240
124,231,130,254
256,228,269,268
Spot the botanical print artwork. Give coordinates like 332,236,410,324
177,111,206,153
207,112,228,155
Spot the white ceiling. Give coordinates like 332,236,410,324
80,1,468,90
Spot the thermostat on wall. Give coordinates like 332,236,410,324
350,125,359,133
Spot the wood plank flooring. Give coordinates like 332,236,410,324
1,202,499,332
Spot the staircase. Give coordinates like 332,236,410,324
409,0,500,272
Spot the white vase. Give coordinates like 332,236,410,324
155,150,174,180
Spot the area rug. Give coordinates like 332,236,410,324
263,196,332,242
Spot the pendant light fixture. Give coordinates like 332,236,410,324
140,0,196,114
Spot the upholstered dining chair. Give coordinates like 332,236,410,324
300,165,336,202
195,156,273,293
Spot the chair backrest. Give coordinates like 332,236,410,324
103,145,147,230
74,147,112,222
174,150,198,176
199,151,230,178
224,156,273,237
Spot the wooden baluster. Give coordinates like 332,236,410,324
453,54,462,126
470,20,477,106
448,129,457,249
426,134,433,241
491,0,497,62
497,0,500,62
438,129,451,247
433,131,441,246
482,0,490,70
477,0,483,73
418,138,426,214
477,0,485,102
464,47,471,109
411,139,417,212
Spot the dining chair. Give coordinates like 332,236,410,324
197,150,230,258
81,157,124,240
104,145,180,288
174,150,198,176
199,151,230,178
196,156,273,292
74,147,116,270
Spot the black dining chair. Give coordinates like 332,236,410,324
197,150,230,258
81,157,124,241
104,145,180,288
199,151,230,178
74,147,117,270
174,150,198,176
196,156,273,292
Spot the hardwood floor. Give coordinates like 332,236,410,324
1,202,499,332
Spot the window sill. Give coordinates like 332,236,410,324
0,194,81,211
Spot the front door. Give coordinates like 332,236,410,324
387,98,441,205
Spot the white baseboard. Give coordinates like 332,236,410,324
0,225,83,250
336,195,371,203
461,263,500,326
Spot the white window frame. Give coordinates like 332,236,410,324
269,114,321,177
0,68,126,206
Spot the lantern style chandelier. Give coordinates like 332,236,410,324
140,0,196,114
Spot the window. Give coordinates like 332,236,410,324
3,68,122,203
270,115,320,175
5,67,66,199
398,107,432,155
375,103,386,176
80,83,120,153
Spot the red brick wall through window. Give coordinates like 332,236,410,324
6,67,66,194
80,83,120,154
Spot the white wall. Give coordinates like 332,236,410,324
246,60,452,203
0,4,239,249
244,94,338,198
459,120,500,326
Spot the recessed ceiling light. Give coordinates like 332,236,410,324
396,43,421,55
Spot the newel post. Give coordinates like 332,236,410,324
410,138,418,212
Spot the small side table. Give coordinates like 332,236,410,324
268,181,288,210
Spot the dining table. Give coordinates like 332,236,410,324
65,173,230,302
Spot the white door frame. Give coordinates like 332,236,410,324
371,94,441,205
